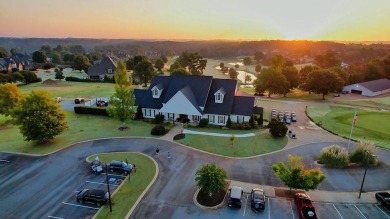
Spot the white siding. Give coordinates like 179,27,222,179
230,115,250,123
203,114,228,126
343,84,375,96
159,90,202,116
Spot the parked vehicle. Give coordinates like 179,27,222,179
342,90,349,94
76,189,108,206
109,160,133,175
91,160,103,175
74,98,84,104
228,186,243,208
250,188,265,212
53,97,62,103
278,112,284,122
334,93,340,97
285,115,291,124
376,192,390,209
294,193,318,219
291,112,297,122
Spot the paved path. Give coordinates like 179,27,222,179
183,129,256,137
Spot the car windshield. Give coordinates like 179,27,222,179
230,198,241,203
254,192,264,202
121,162,127,167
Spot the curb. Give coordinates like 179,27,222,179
193,180,230,210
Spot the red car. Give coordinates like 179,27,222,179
294,193,318,219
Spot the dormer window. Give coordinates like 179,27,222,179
214,88,226,103
108,69,112,74
151,85,163,98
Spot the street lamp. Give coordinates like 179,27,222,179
358,150,376,198
104,163,113,212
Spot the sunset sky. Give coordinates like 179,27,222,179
1,0,389,41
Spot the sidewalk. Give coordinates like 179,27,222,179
229,180,386,204
183,129,255,137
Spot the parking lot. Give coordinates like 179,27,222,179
210,195,390,219
47,172,127,219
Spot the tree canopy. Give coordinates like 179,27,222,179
174,51,207,75
298,65,318,91
272,154,326,191
281,66,299,89
154,58,164,71
305,69,344,99
195,163,227,196
253,68,290,97
254,51,265,63
0,46,10,58
229,68,238,80
107,59,135,128
12,90,68,144
314,50,341,68
243,57,252,66
170,67,190,76
0,83,24,117
267,118,288,137
133,60,156,86
255,64,262,73
73,55,90,72
32,51,47,63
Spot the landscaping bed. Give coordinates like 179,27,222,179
196,182,230,207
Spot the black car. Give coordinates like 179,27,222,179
109,160,133,175
74,98,84,104
76,189,108,206
251,188,266,212
228,186,243,208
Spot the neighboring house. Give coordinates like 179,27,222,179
12,53,33,70
342,78,390,96
87,56,117,80
0,58,22,72
134,75,259,126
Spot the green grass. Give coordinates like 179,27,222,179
0,112,157,154
337,96,390,111
307,105,390,148
86,153,156,219
176,132,287,157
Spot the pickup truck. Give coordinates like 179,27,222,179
376,192,390,209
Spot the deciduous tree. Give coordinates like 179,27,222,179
229,68,238,80
32,51,47,64
154,58,164,71
314,50,341,68
243,57,252,66
107,60,136,129
255,64,262,73
298,65,318,91
0,83,24,116
73,55,90,72
306,69,343,100
272,154,326,191
133,60,155,87
0,46,10,58
55,68,64,80
254,51,265,63
281,66,299,89
267,118,288,137
170,68,190,76
12,90,67,144
195,163,227,196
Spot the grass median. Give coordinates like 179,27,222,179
176,132,287,157
86,152,156,219
0,112,157,154
307,105,390,149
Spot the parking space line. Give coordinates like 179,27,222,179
375,205,390,218
85,181,119,187
107,173,126,177
354,205,368,219
243,194,248,216
289,200,295,219
0,160,10,162
62,202,100,210
333,204,344,219
48,216,64,219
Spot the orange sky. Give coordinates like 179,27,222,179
1,0,389,41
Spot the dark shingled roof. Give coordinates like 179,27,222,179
253,106,263,114
231,96,255,116
204,79,237,115
87,57,117,76
179,86,203,114
359,78,390,92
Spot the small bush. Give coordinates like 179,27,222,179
134,105,143,120
173,133,185,140
349,141,378,166
226,117,232,128
257,114,263,125
267,118,288,137
198,118,209,128
319,144,349,168
65,76,100,83
249,115,255,128
152,114,165,124
230,122,252,130
151,125,167,136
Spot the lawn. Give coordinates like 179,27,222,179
86,153,156,219
176,132,287,157
307,105,390,149
0,112,157,154
336,96,390,111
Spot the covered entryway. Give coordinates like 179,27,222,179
351,89,362,94
179,114,189,123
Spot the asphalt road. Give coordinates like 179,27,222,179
1,138,389,219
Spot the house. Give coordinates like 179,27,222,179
134,75,259,126
0,58,22,72
87,56,117,80
342,78,390,96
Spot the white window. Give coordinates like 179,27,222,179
209,115,215,123
192,115,200,122
108,69,112,74
214,91,224,103
153,89,158,96
146,109,151,116
218,116,225,124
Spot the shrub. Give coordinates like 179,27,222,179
134,105,143,120
153,114,165,124
226,117,232,128
198,118,209,128
249,115,255,128
349,141,378,166
267,118,288,137
230,122,252,130
20,70,41,83
74,106,109,116
65,76,100,83
257,114,263,125
173,133,185,140
151,125,167,136
319,144,349,168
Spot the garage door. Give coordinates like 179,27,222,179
351,89,362,94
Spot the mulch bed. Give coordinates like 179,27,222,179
274,188,305,199
196,182,230,207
